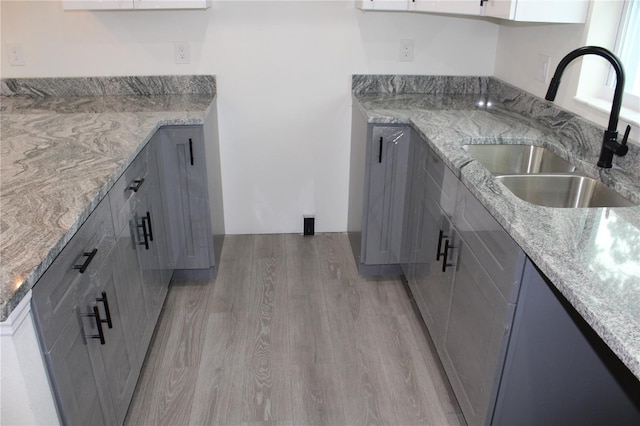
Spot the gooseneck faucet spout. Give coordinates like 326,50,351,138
545,46,631,168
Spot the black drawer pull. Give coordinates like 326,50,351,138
96,292,113,329
189,138,194,166
128,178,145,192
84,306,106,345
73,249,98,273
145,211,154,242
441,240,456,272
436,230,448,261
137,218,149,250
378,136,383,163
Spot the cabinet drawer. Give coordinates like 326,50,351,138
423,146,457,217
453,183,525,302
32,198,115,350
109,146,149,234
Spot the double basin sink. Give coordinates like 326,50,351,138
463,144,636,208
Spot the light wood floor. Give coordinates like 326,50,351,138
125,233,464,426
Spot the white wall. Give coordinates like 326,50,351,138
1,1,498,234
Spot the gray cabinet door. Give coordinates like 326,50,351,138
442,234,515,426
363,126,410,265
82,244,139,425
160,126,214,270
44,304,113,426
404,136,457,348
412,190,454,348
135,178,168,329
400,128,425,278
115,207,151,369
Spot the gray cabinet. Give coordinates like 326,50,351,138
347,107,410,274
32,198,137,426
393,131,638,425
401,136,526,426
364,126,410,265
159,126,216,273
32,117,224,425
136,139,172,327
441,231,517,426
439,183,526,425
81,242,139,425
403,133,457,347
112,138,171,367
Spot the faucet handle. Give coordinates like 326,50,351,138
617,125,631,156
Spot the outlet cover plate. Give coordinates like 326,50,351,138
7,44,25,66
174,42,190,64
400,39,414,62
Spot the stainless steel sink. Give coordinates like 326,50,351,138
495,174,636,208
463,144,576,174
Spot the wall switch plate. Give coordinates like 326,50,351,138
174,42,190,64
7,44,25,66
535,53,550,83
400,39,414,62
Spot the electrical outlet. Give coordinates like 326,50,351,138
7,44,25,66
400,39,414,62
174,42,190,64
535,53,550,83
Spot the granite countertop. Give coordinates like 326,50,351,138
0,75,217,322
352,75,640,380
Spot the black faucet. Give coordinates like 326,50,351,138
545,46,631,168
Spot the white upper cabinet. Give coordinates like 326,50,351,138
410,0,482,16
62,0,212,10
356,0,410,12
482,0,589,23
407,0,588,23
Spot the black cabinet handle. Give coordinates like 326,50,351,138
96,292,113,329
73,249,98,273
128,178,145,192
480,0,487,5
84,306,106,345
189,138,194,166
145,211,154,242
378,136,383,163
441,240,456,272
137,218,149,250
436,230,448,261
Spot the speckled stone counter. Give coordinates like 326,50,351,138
352,75,640,380
0,75,216,321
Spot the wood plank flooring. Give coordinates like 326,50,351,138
125,233,464,426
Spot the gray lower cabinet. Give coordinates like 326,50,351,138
81,241,139,425
32,198,136,426
402,137,639,425
159,126,216,272
441,182,526,426
136,139,172,330
31,122,222,425
404,132,457,347
347,106,410,274
402,135,526,425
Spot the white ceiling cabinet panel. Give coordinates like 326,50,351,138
356,0,410,12
407,0,588,23
62,0,212,10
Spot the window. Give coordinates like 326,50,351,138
576,0,640,126
608,0,639,109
